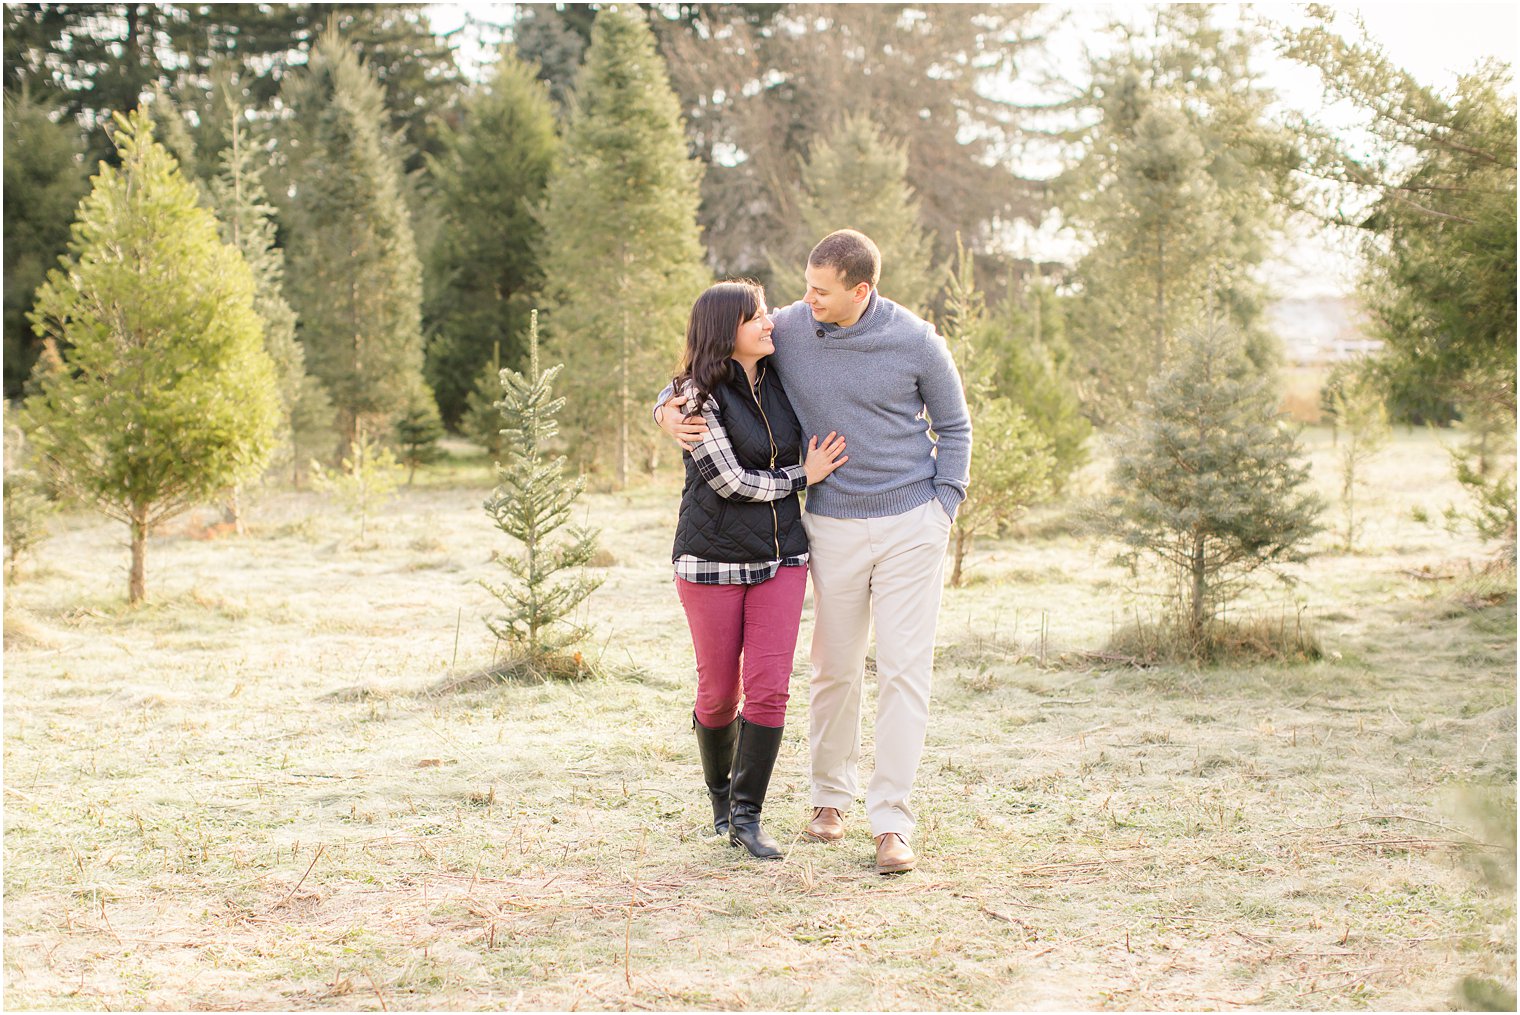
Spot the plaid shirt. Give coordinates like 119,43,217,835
673,384,809,586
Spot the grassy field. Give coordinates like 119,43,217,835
4,426,1514,1011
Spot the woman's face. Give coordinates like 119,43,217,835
731,299,774,364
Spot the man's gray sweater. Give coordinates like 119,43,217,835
663,290,972,521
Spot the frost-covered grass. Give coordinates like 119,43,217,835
4,426,1513,1010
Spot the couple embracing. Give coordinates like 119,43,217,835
657,229,972,874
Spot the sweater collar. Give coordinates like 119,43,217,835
819,290,881,339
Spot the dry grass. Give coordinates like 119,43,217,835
3,428,1514,1010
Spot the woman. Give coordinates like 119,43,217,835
665,280,847,860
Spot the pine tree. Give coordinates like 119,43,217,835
310,419,402,544
3,406,53,579
1092,320,1323,650
940,245,1055,587
656,5,1045,286
20,109,281,605
539,4,708,487
4,91,89,398
463,341,508,460
1332,375,1390,553
208,90,335,495
772,113,938,311
424,44,559,429
481,311,603,665
986,273,1092,492
394,392,445,485
1280,11,1516,426
279,26,426,460
1060,7,1298,422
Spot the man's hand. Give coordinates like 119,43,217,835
657,394,709,451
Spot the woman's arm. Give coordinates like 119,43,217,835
689,396,806,503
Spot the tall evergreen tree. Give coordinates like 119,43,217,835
1091,321,1323,649
771,113,938,311
3,91,88,398
1060,7,1298,423
20,109,281,604
279,26,427,459
424,45,559,429
481,310,603,664
510,3,592,112
3,5,462,170
539,4,708,487
208,94,335,487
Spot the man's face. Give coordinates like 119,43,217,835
802,263,869,325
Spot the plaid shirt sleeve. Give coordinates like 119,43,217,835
686,390,806,503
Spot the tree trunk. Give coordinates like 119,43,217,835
952,525,969,588
1189,533,1207,643
617,293,630,489
222,487,244,536
1154,230,1167,374
129,508,148,605
336,407,358,467
1342,439,1357,552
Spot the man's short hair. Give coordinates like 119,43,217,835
808,229,881,290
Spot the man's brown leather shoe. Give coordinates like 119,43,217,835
804,806,845,842
874,832,915,874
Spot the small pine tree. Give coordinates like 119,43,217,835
395,392,446,485
310,419,402,544
462,341,508,460
1444,448,1518,564
1332,375,1391,552
480,310,603,665
952,398,1053,587
1092,321,1324,650
3,411,54,578
21,108,281,604
773,113,937,311
1318,360,1355,443
940,243,1055,586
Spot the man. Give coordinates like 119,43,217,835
657,229,971,873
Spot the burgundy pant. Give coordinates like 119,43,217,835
676,565,808,729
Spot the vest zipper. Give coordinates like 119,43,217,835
747,366,782,559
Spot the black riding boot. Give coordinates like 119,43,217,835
692,712,738,836
728,715,785,860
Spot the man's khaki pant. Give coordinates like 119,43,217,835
801,498,951,837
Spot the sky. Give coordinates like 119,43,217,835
426,2,1518,298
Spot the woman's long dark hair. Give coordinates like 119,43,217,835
673,280,764,416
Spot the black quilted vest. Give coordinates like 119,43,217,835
672,360,809,563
